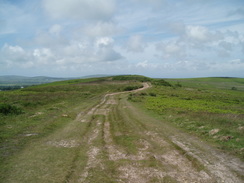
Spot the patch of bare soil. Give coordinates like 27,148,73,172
103,121,149,161
79,120,103,182
118,165,164,183
75,82,243,183
47,140,79,148
171,136,244,183
29,112,43,118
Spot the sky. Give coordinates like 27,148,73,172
0,0,244,78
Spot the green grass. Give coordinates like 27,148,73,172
165,77,244,91
0,76,143,181
130,77,244,159
1,75,243,182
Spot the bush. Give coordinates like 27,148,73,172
149,92,157,97
112,75,152,82
175,82,182,87
153,79,172,87
139,92,147,96
123,85,142,91
0,103,23,115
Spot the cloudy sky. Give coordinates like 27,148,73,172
0,0,244,78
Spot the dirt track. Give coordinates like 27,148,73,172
4,83,243,183
73,83,243,183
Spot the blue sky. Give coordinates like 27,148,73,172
0,0,244,78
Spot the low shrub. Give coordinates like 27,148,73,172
149,92,157,97
153,79,172,87
123,85,142,91
175,82,182,87
0,103,23,115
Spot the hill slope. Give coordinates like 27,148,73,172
0,76,243,182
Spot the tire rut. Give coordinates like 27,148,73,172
73,82,243,183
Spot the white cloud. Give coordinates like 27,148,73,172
136,60,148,68
43,0,116,21
183,25,223,45
217,41,233,57
1,0,244,77
0,44,36,70
168,22,186,35
156,42,186,60
126,35,147,52
97,47,123,62
0,39,123,74
219,41,232,51
33,48,52,57
1,44,28,63
34,31,68,49
49,24,62,36
136,60,157,69
80,22,120,38
185,26,209,41
96,37,114,47
163,44,182,56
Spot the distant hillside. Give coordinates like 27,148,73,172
81,74,112,79
0,75,114,91
165,77,244,91
0,75,70,85
0,75,75,91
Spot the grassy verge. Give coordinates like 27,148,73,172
129,78,244,159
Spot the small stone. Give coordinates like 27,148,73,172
238,126,244,131
24,133,38,137
220,136,233,141
209,129,219,135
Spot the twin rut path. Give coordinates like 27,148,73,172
4,83,243,183
70,83,243,182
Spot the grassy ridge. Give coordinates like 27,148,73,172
165,77,244,91
0,76,143,178
1,75,243,180
0,75,243,182
129,77,244,159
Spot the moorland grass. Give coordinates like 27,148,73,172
129,78,244,159
1,75,243,181
0,76,143,181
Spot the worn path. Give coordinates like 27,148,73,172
72,83,243,183
4,83,243,183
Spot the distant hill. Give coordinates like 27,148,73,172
81,74,112,79
0,75,113,89
0,75,70,85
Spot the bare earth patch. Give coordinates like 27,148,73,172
47,140,79,148
75,82,243,182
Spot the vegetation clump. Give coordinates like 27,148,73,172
123,85,143,91
112,75,152,82
0,103,23,115
152,79,172,87
129,77,244,159
175,82,182,87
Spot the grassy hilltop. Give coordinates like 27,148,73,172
0,75,243,181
